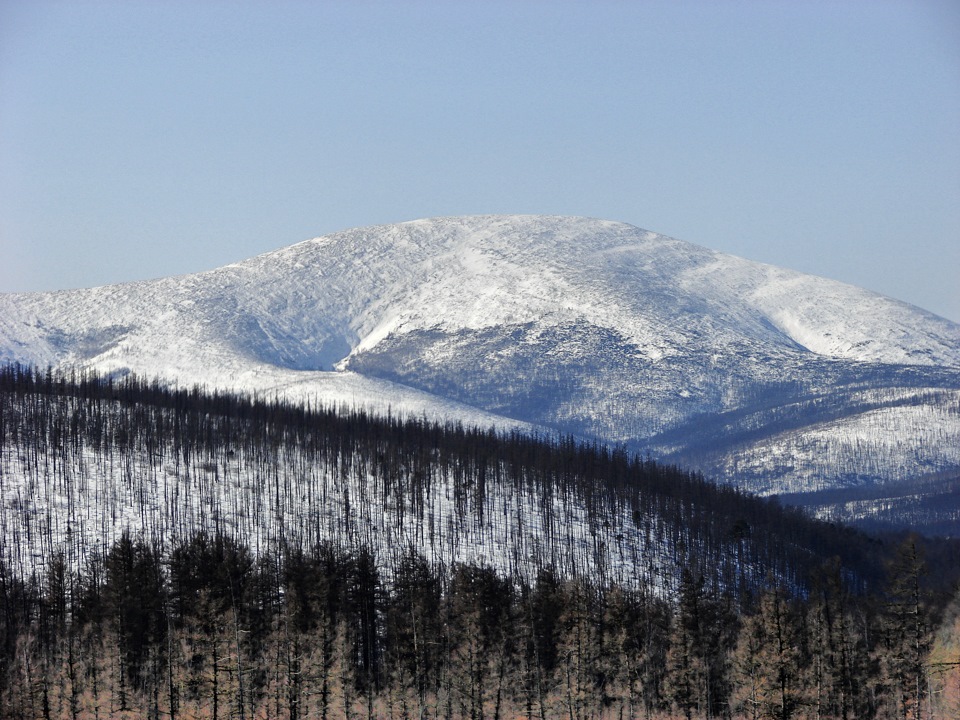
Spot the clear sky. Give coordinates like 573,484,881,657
2,0,958,322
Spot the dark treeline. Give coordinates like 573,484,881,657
2,363,960,718
2,531,959,719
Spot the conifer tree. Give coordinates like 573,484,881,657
665,566,730,719
927,587,960,720
878,536,931,720
732,583,808,720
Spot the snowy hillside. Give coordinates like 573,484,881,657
2,215,959,515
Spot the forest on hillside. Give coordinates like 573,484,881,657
1,364,959,718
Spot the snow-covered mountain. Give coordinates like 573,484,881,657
2,215,959,508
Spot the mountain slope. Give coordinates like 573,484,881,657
2,215,958,510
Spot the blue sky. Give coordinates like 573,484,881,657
2,0,958,322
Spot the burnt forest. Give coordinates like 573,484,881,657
1,364,959,719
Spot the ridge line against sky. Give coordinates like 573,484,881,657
1,0,958,322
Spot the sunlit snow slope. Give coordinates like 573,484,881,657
2,215,959,503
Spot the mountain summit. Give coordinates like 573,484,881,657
2,215,959,513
